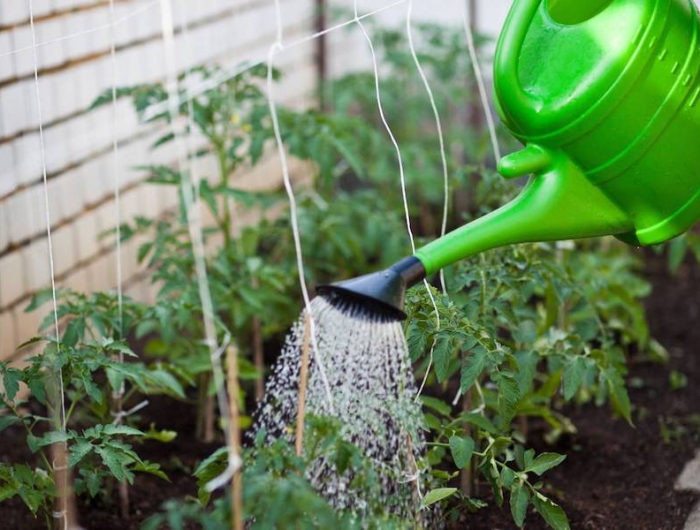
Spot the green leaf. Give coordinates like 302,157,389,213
32,430,71,450
146,369,186,399
25,289,55,313
449,436,475,469
526,453,566,476
513,320,537,344
3,369,21,401
95,446,129,483
668,236,688,273
460,412,497,435
134,461,169,481
510,481,530,527
62,318,84,348
420,487,458,509
433,335,453,383
605,369,633,425
420,396,451,417
532,493,570,530
69,440,94,467
0,415,21,433
497,373,521,429
143,426,177,443
563,357,587,400
460,348,487,393
102,425,145,437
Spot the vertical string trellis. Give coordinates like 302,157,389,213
348,0,442,399
157,0,240,492
406,0,450,296
463,2,502,164
266,0,335,412
107,0,124,349
27,0,72,527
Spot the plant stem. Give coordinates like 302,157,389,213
226,346,243,530
252,316,265,401
460,385,473,496
295,313,312,456
251,278,265,402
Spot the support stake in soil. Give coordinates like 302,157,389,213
226,346,243,530
296,312,312,456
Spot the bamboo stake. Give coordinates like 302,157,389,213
226,346,243,530
52,441,79,530
295,313,312,456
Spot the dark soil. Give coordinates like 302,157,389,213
2,252,700,529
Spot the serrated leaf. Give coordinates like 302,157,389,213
433,335,453,383
460,348,487,393
497,373,521,429
102,425,145,437
420,487,458,508
460,412,497,434
563,357,587,400
420,396,451,417
606,369,633,425
95,446,129,483
25,289,55,313
532,493,570,530
62,318,84,348
3,369,21,401
449,436,475,469
32,430,71,450
526,453,566,476
510,481,530,527
69,440,94,467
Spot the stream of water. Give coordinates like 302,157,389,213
253,294,427,521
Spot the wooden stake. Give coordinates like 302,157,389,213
52,441,79,530
226,346,243,530
295,313,312,457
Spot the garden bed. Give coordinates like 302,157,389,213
2,253,699,530
460,251,700,530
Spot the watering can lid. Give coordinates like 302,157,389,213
494,0,656,140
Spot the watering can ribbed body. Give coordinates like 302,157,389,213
415,0,700,275
497,0,700,246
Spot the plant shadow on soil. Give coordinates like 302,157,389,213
1,251,699,530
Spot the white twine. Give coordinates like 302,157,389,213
141,0,408,123
28,0,64,429
107,0,125,346
29,3,69,527
350,1,441,401
406,0,450,296
462,3,502,163
0,0,160,61
158,0,236,490
267,0,335,412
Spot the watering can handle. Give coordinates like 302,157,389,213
494,0,543,124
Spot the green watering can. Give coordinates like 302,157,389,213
319,0,700,318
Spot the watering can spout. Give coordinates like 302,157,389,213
415,145,634,276
320,146,635,320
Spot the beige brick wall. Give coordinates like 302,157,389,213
0,0,320,361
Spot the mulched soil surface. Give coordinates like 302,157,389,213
1,252,700,529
